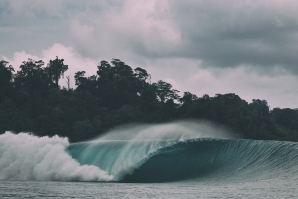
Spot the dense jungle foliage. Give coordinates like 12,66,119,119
0,58,298,142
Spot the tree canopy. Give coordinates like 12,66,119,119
0,58,297,142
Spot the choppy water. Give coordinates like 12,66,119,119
1,180,297,198
1,122,298,198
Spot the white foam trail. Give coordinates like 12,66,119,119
0,132,113,181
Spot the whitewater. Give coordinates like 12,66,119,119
1,121,298,198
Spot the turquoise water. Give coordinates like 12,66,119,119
66,138,298,183
1,122,298,198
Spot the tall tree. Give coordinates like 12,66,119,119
96,59,141,109
46,56,68,88
0,60,14,99
249,99,270,118
179,92,198,105
14,59,49,92
152,80,180,103
74,71,87,86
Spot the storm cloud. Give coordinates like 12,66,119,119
169,1,298,72
1,0,298,108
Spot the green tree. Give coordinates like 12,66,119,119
0,60,14,99
152,80,180,103
179,92,198,105
249,99,269,118
74,71,98,95
14,59,49,93
134,67,149,82
96,59,141,109
271,108,298,131
73,119,95,141
2,56,298,143
45,56,68,88
74,71,86,86
134,67,151,95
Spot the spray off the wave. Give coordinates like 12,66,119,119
67,121,298,182
2,120,298,183
0,121,234,181
70,120,236,180
96,120,235,141
0,132,112,181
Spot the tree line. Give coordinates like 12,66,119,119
1,57,298,142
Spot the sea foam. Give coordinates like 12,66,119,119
0,132,113,181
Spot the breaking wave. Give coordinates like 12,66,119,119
67,138,298,183
0,132,112,181
1,121,298,183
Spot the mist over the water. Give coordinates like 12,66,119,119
67,120,238,180
96,120,237,141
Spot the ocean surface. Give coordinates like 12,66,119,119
1,122,298,198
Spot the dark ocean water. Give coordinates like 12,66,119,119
1,178,297,198
1,122,298,198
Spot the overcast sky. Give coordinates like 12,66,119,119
1,0,298,108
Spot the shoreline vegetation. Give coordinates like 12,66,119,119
0,58,297,142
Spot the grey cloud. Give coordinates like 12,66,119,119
75,0,298,75
1,0,298,108
167,0,298,73
1,0,298,75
